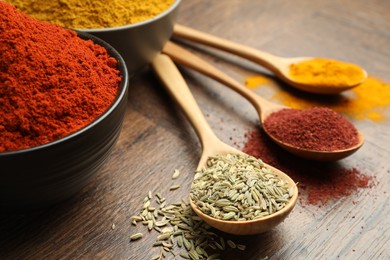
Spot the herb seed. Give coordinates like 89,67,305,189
130,233,143,241
172,169,181,179
169,184,181,191
227,239,237,249
130,188,247,258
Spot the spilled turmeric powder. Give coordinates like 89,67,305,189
289,58,366,88
245,75,390,122
245,75,271,89
5,0,175,29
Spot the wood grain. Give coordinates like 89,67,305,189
1,0,389,259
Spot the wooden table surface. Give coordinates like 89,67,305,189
1,0,389,259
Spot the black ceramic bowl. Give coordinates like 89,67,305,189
0,32,129,210
78,0,181,73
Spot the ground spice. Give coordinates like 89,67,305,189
242,129,375,206
0,2,121,152
245,75,271,89
5,0,175,29
263,107,360,151
245,75,390,122
289,58,366,88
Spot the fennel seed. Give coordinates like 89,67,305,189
172,169,181,179
130,233,143,241
169,184,181,191
130,188,247,258
191,153,293,221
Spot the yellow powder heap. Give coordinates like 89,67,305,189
289,58,366,88
5,0,175,29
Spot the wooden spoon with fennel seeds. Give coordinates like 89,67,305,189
151,53,298,235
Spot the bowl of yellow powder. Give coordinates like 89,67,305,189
5,0,181,73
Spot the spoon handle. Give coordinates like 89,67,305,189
151,54,220,150
173,24,285,74
162,41,284,120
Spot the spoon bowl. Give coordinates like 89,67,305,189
263,56,367,95
265,130,365,161
173,24,367,95
162,41,364,161
151,53,298,235
192,150,298,235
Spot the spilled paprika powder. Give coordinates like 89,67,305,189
242,129,374,206
0,2,121,152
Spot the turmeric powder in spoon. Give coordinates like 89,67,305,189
289,58,366,88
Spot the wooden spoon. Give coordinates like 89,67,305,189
162,41,364,161
151,53,298,235
173,24,367,95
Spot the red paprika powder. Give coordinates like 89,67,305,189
242,129,374,206
0,2,121,152
263,107,359,151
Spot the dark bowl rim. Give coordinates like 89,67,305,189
0,31,129,156
77,0,181,32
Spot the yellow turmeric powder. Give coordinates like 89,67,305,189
5,0,175,29
245,75,271,89
245,75,390,122
289,58,366,88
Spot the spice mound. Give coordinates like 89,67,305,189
289,58,366,87
263,107,360,151
190,153,294,221
5,0,175,29
0,2,121,152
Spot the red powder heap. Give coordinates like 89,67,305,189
263,107,359,151
243,129,374,206
0,3,121,152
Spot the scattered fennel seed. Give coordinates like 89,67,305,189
227,239,236,249
130,189,246,258
151,255,160,260
130,233,143,241
237,244,246,251
169,184,181,191
172,169,181,179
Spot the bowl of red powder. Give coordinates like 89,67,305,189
0,3,129,210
